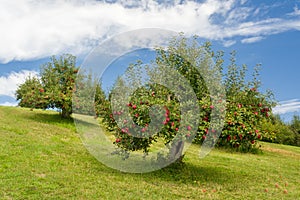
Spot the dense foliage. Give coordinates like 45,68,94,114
261,114,300,147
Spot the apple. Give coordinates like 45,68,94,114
258,103,262,107
227,135,231,141
264,188,268,193
115,138,121,143
257,134,261,139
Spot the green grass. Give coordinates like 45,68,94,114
0,106,299,199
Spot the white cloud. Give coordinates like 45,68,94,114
273,99,300,115
241,36,264,43
222,40,236,47
0,101,18,107
288,5,300,16
0,70,39,98
0,0,300,63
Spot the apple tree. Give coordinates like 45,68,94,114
16,54,107,118
101,34,277,162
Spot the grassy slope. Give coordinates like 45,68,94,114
0,106,299,200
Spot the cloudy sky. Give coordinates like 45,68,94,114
0,0,299,121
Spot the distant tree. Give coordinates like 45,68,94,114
16,55,100,118
16,54,108,118
39,54,79,118
16,76,47,109
290,115,300,146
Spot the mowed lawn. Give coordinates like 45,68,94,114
0,106,299,200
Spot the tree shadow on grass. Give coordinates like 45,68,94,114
27,111,104,133
88,156,234,186
27,112,76,131
143,162,232,185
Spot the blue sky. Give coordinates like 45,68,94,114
0,0,299,121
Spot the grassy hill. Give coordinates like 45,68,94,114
0,106,299,199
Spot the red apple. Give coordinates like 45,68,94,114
258,103,262,107
257,134,261,139
187,126,191,131
264,188,268,193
